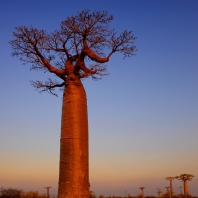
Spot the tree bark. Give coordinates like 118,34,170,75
142,189,144,198
58,74,89,198
183,180,188,196
170,180,173,198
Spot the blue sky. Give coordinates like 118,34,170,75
0,0,198,197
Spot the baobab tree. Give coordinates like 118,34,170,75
44,187,51,198
157,188,162,198
175,174,195,196
10,10,137,198
165,177,175,198
179,186,183,195
139,187,145,198
165,187,170,193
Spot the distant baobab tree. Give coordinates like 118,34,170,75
10,9,137,198
157,188,162,198
165,177,175,198
44,187,51,198
139,187,145,197
125,191,127,198
165,186,170,192
179,186,183,195
175,174,195,196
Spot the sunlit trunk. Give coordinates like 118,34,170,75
184,180,188,195
142,189,144,197
186,182,188,195
58,75,89,198
183,180,188,196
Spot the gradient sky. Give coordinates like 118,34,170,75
0,0,198,197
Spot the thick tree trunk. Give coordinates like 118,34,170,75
184,180,188,196
58,75,89,198
142,189,144,198
170,180,173,198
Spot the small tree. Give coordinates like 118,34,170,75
90,191,97,198
157,189,162,198
178,186,183,195
139,187,145,198
10,10,137,198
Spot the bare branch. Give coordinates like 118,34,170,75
108,30,137,57
10,26,66,76
10,10,137,95
31,79,65,96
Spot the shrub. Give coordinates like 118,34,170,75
0,187,23,198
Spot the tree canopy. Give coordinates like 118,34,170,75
10,10,137,96
175,174,195,181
